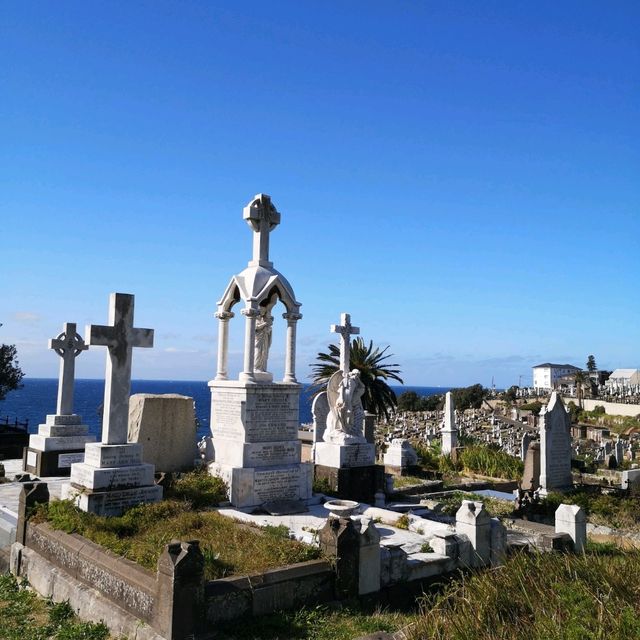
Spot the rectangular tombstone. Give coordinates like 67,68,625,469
128,394,198,472
539,393,573,494
314,442,375,468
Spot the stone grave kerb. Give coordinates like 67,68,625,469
49,322,88,416
86,293,154,445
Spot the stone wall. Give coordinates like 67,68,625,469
23,522,156,622
13,517,335,636
579,399,640,418
204,559,334,623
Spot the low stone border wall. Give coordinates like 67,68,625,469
205,559,334,623
23,521,156,622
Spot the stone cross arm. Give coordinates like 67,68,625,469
330,313,360,376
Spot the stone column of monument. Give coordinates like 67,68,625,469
24,323,96,477
208,194,311,510
62,293,162,515
441,391,458,456
538,391,573,496
313,314,384,503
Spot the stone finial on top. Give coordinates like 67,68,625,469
243,193,281,267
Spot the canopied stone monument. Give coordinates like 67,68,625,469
24,323,96,477
441,391,458,456
63,293,162,515
539,391,573,496
208,194,312,509
313,314,383,502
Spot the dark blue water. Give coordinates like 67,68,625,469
0,379,447,442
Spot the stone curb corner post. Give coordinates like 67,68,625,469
154,539,205,640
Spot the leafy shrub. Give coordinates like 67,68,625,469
395,513,410,529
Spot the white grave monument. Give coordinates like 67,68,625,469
441,391,458,455
314,314,376,468
383,438,418,469
208,194,312,509
539,391,573,496
63,293,162,515
24,323,96,477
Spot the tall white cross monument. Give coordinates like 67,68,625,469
64,292,162,515
88,292,154,445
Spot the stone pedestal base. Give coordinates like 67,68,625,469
23,448,86,477
209,461,312,509
208,379,311,509
314,442,375,468
314,464,384,504
63,442,162,516
24,414,95,477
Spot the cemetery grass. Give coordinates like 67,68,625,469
408,546,640,640
213,602,419,640
33,498,321,581
0,573,110,640
536,489,640,532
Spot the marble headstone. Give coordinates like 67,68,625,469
539,392,573,495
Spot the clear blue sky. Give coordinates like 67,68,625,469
2,1,639,388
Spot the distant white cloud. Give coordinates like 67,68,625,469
164,347,200,354
12,311,41,323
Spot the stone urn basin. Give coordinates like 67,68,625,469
324,499,360,518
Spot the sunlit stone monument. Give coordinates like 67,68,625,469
63,293,162,515
24,323,96,477
441,391,458,455
313,314,383,502
208,194,312,509
539,391,573,496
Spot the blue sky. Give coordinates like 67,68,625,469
2,1,639,388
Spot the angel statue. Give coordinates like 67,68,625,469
323,369,366,444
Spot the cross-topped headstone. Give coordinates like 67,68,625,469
86,293,154,445
49,322,88,416
243,193,281,266
330,313,360,375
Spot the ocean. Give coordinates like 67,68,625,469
0,378,448,442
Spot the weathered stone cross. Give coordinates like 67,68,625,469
330,313,360,375
86,293,154,445
49,322,88,416
243,193,281,266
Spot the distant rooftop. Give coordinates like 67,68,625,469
532,363,581,369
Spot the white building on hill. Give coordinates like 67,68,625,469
605,368,640,391
532,363,581,392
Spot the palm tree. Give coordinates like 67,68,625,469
574,370,590,409
310,337,403,420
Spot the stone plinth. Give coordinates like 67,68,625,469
128,394,198,472
314,442,375,468
208,380,312,508
24,414,96,477
63,442,162,516
383,439,418,471
314,464,384,504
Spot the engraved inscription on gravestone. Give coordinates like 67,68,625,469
58,453,85,468
253,467,302,502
